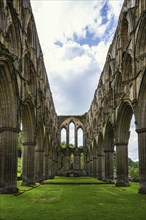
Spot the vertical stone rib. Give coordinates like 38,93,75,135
0,129,18,193
22,142,35,186
137,130,146,193
116,143,129,186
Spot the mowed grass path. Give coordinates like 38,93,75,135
1,177,146,220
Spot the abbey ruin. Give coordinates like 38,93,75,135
0,0,146,194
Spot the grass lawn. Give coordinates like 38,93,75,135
0,177,146,220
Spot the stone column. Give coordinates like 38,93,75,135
86,158,90,176
57,154,62,174
74,151,81,170
0,128,19,194
116,143,129,186
66,129,69,147
22,142,36,186
93,157,97,177
65,152,70,171
137,129,146,194
75,129,78,148
48,157,53,178
104,149,114,182
97,154,104,180
43,153,49,180
35,150,44,182
89,158,93,176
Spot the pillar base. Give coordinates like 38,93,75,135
0,187,18,194
104,179,115,184
116,181,130,187
21,181,36,186
139,183,146,194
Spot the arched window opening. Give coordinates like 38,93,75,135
61,128,67,148
121,14,129,51
77,128,83,148
69,122,75,147
127,0,136,8
128,115,139,181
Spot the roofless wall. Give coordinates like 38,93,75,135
0,0,146,194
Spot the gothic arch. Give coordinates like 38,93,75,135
0,57,19,193
116,101,134,143
7,2,22,57
21,100,36,186
35,123,45,182
136,70,146,193
120,12,129,51
103,120,114,181
136,14,146,55
122,51,132,82
115,101,135,186
96,132,104,180
0,1,6,31
114,71,123,97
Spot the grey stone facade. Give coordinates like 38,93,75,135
0,0,146,194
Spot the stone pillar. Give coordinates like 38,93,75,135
35,150,44,182
75,129,78,148
137,129,146,194
48,157,53,178
57,154,62,173
66,129,69,147
86,159,90,175
43,153,49,180
74,151,81,170
22,142,36,186
0,128,19,194
89,158,93,176
65,153,70,171
97,154,104,180
93,157,97,177
116,143,130,186
104,149,114,182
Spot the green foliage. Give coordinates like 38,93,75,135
128,158,139,168
61,141,66,148
17,157,22,177
129,168,139,179
1,177,145,220
18,132,22,157
128,158,139,179
61,141,75,148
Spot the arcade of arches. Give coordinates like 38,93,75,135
0,0,146,194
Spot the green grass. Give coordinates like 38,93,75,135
44,176,102,183
1,177,146,220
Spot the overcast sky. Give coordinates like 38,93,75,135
30,0,138,161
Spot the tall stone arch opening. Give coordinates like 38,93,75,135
0,58,19,193
136,71,146,193
115,101,136,186
97,132,104,180
21,101,36,186
104,120,114,182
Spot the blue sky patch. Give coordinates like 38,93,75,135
100,1,109,25
73,29,100,47
54,40,63,47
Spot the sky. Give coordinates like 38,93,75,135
30,0,138,161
